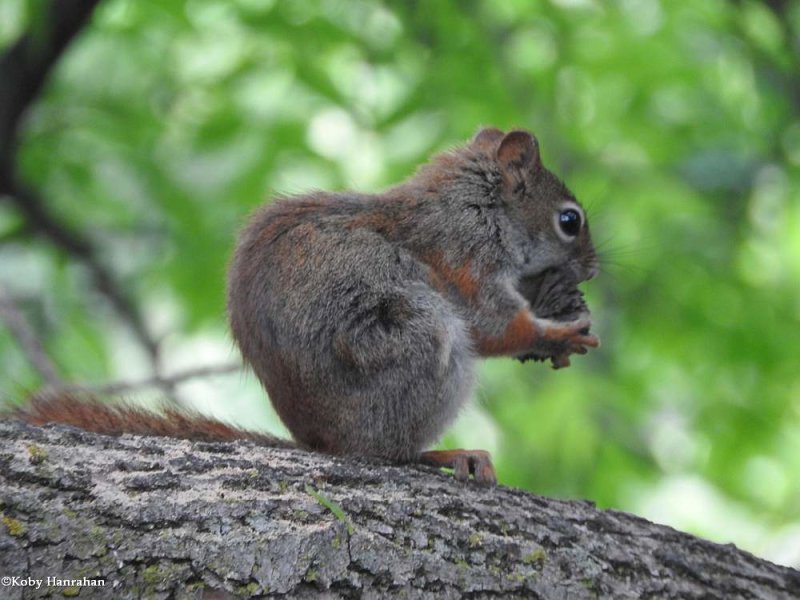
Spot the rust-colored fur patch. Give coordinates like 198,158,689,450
423,253,480,303
343,211,395,234
475,308,538,356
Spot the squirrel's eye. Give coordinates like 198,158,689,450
558,209,582,238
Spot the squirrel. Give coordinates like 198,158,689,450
17,127,599,486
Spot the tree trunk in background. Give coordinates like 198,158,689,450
0,420,797,599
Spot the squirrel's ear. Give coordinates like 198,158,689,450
472,127,505,147
496,130,541,180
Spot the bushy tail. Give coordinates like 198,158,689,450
12,391,293,448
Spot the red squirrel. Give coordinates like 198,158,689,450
20,128,599,485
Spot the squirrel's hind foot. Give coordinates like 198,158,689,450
418,449,497,485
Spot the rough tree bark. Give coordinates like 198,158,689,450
0,420,798,599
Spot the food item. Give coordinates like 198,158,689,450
517,268,591,365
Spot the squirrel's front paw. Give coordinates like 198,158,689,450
541,317,598,345
526,317,599,368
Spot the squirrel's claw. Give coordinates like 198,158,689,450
574,333,600,348
419,449,497,485
532,317,600,368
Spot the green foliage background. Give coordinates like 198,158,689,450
1,0,799,566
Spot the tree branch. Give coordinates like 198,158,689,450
0,0,163,373
58,363,243,396
0,0,102,176
0,286,61,387
0,420,798,597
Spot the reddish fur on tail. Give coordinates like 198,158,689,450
13,392,293,447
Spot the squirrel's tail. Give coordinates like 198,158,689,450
12,391,294,448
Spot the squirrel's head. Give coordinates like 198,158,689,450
472,127,598,283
